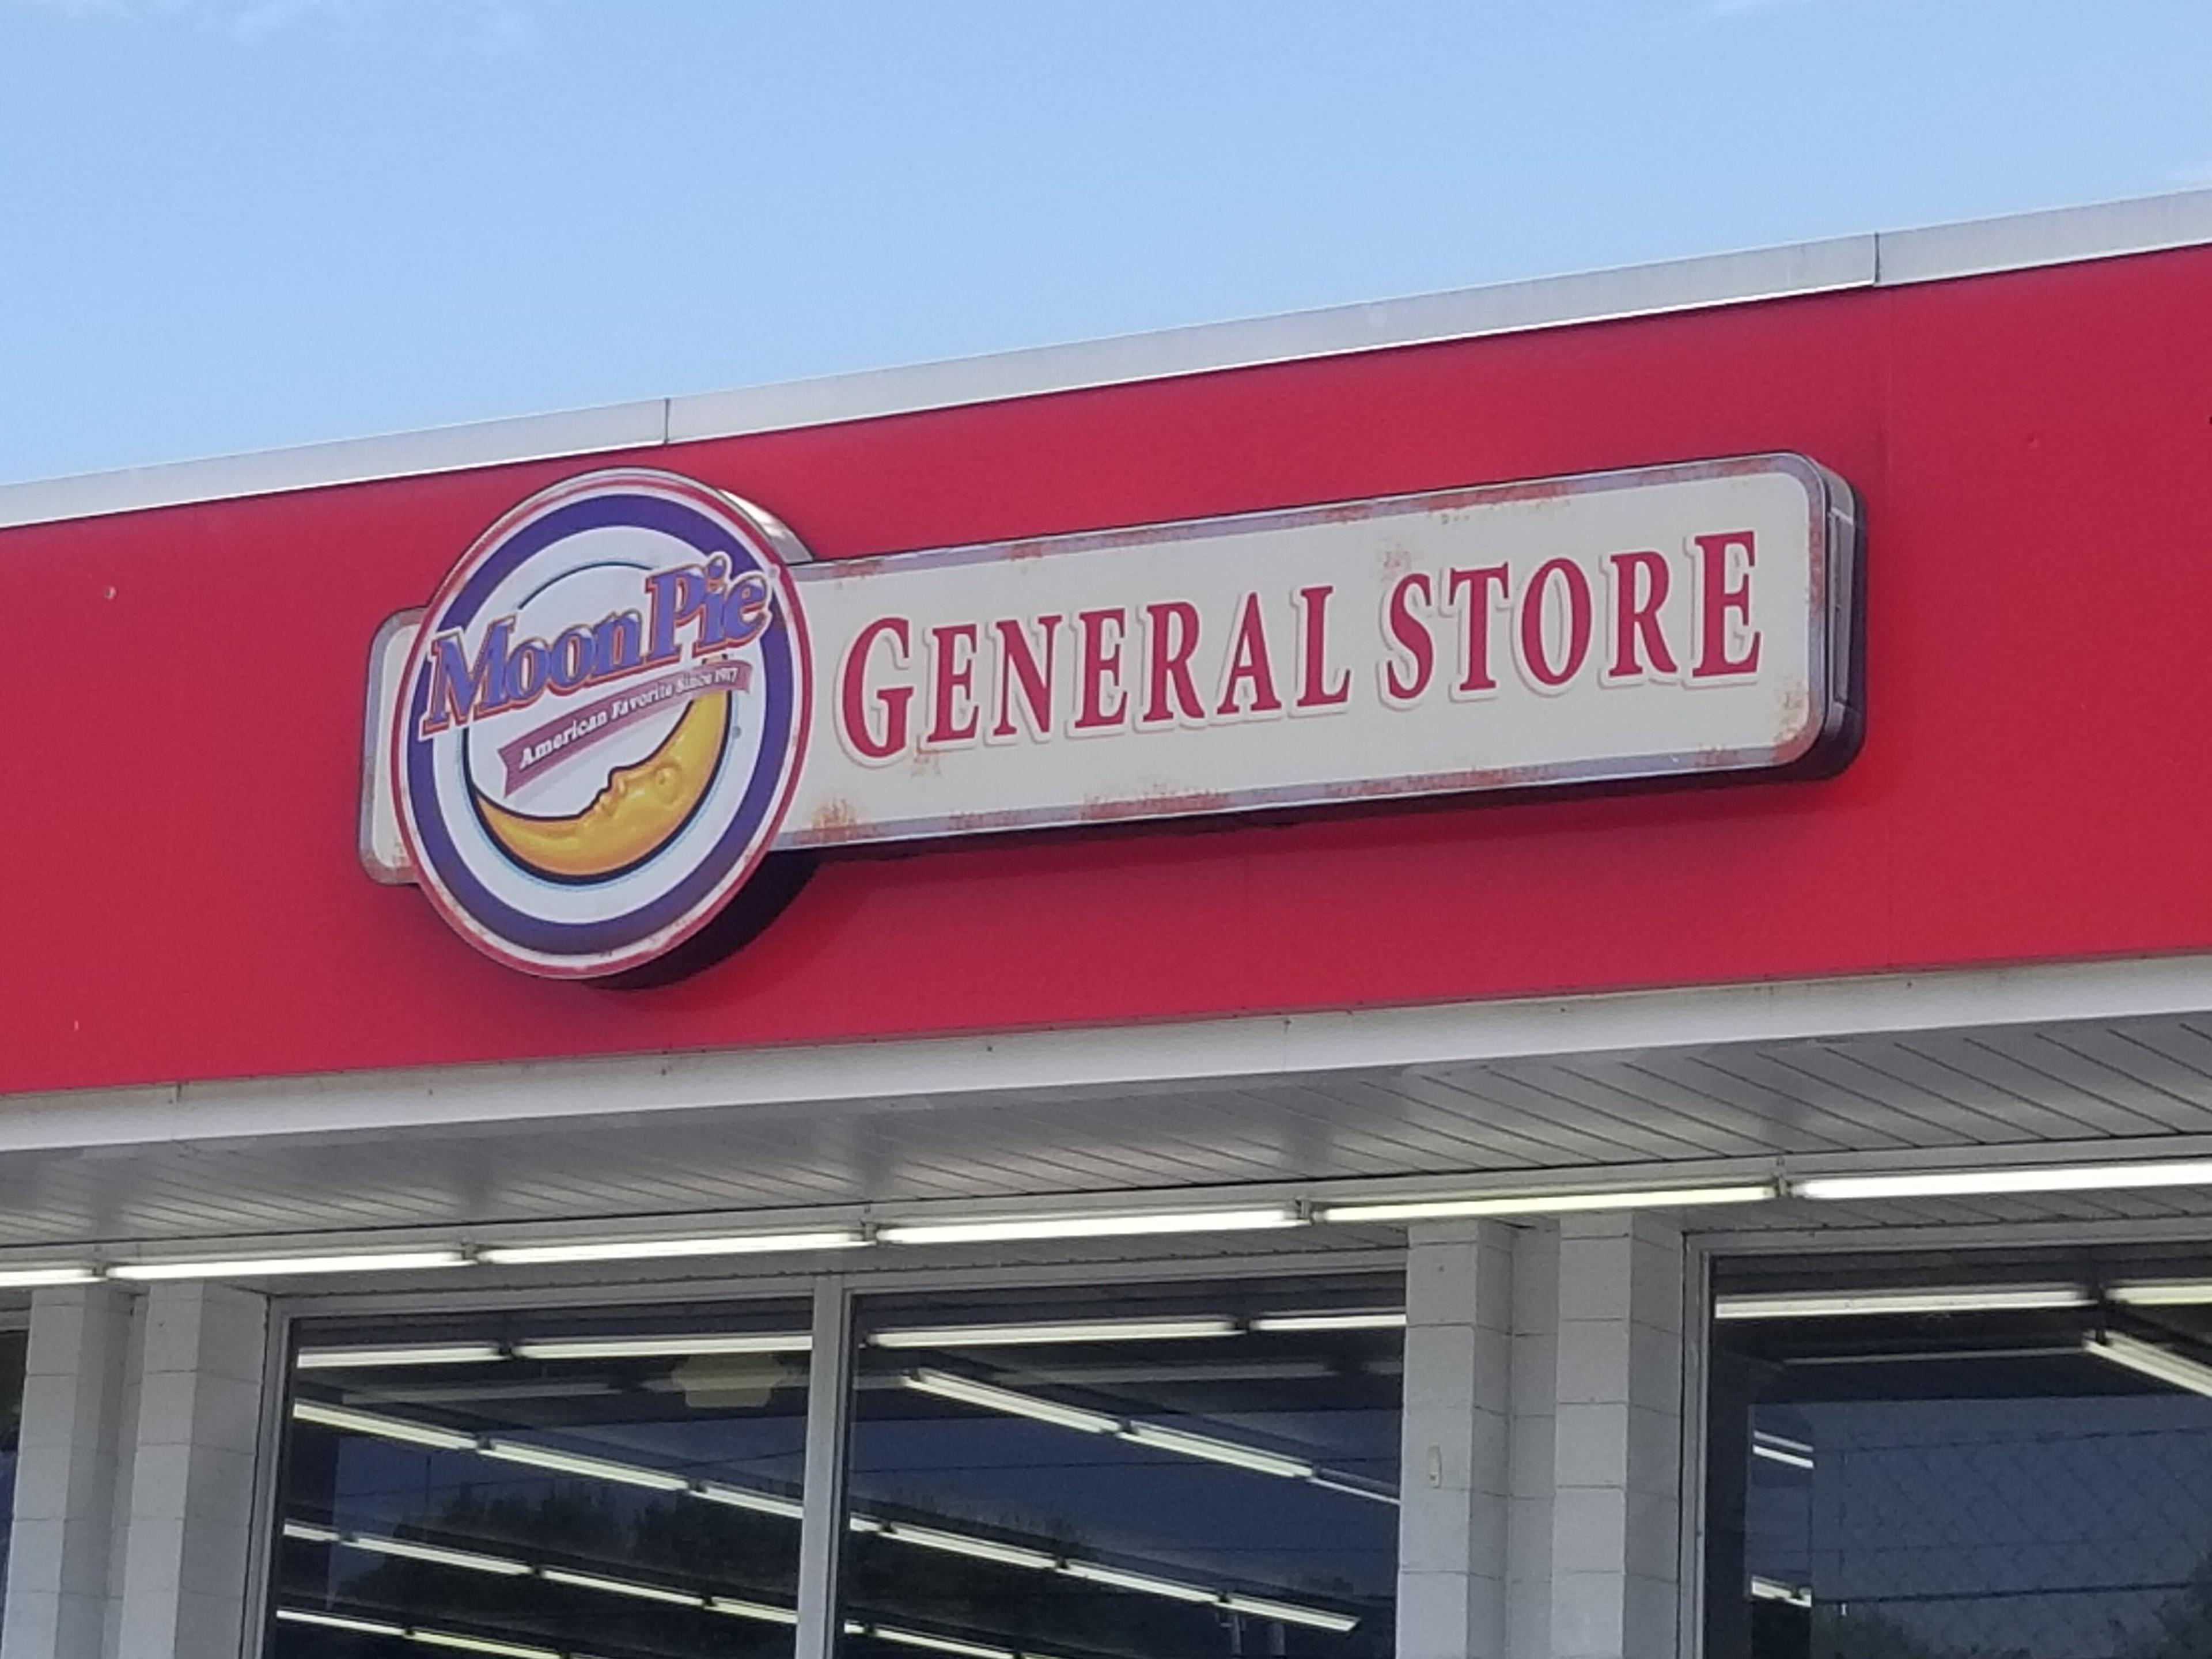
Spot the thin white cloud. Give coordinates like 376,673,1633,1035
1703,0,1823,16
3,0,528,46
2,0,130,16
229,0,355,40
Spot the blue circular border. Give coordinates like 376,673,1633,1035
403,489,799,961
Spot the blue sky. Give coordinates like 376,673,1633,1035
5,0,2211,484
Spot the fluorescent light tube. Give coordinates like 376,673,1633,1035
1221,1594,1360,1633
877,1207,1301,1246
540,1567,703,1607
1749,1577,1813,1608
2109,1280,2212,1308
291,1400,476,1452
693,1481,804,1519
347,1533,530,1577
1713,1285,2089,1320
2083,1331,2212,1397
870,1627,1016,1659
710,1597,800,1625
903,1369,1120,1433
1060,1562,1218,1603
479,1440,689,1491
1306,1472,1402,1505
1751,1431,1815,1470
1119,1422,1314,1479
1794,1159,2212,1202
872,1317,1238,1349
1249,1311,1406,1332
0,1266,98,1288
282,1520,339,1543
478,1229,867,1266
880,1522,1057,1570
277,1608,406,1637
296,1343,504,1370
110,1249,468,1281
408,1631,560,1659
512,1332,809,1361
711,1597,798,1625
1319,1184,1775,1224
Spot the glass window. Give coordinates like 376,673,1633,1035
839,1275,1402,1659
268,1301,810,1658
1705,1251,2212,1659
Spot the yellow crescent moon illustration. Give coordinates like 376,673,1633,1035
472,693,730,881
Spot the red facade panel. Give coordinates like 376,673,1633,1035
3,246,2207,1092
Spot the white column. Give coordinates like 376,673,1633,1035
1548,1214,1686,1659
1503,1228,1558,1659
113,1283,270,1659
1396,1223,1513,1659
2,1286,138,1659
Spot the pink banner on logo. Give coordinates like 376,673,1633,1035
497,661,752,793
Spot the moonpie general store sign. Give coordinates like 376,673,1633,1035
364,456,1858,978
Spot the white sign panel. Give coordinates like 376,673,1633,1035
365,455,1855,976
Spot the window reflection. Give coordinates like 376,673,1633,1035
269,1304,809,1658
1707,1255,2212,1659
840,1277,1402,1659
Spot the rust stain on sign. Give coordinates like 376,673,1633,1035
803,798,867,843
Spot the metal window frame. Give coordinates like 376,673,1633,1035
0,1312,38,1659
240,1295,294,1659
241,1241,1408,1659
1680,1233,1720,1659
794,1277,852,1659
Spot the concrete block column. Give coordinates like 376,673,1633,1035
1503,1228,1558,1659
2,1285,139,1659
1396,1223,1514,1659
113,1283,270,1659
1548,1214,1687,1659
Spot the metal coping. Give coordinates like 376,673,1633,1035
7,185,2212,533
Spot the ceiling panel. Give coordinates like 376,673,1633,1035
10,1009,2212,1249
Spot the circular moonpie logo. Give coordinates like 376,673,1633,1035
392,469,813,979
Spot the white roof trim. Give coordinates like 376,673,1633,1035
6,947,2212,1156
4,187,2212,532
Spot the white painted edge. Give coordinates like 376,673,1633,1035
6,949,2212,1156
6,187,2212,533
662,235,1874,445
0,398,668,532
1874,187,2212,285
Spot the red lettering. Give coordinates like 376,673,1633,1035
840,616,914,762
991,614,1060,740
1447,565,1510,694
1293,585,1351,710
1518,558,1593,689
925,622,980,745
1215,593,1283,717
1382,573,1435,704
1691,531,1762,679
1142,601,1205,725
1607,550,1679,680
1074,607,1129,730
